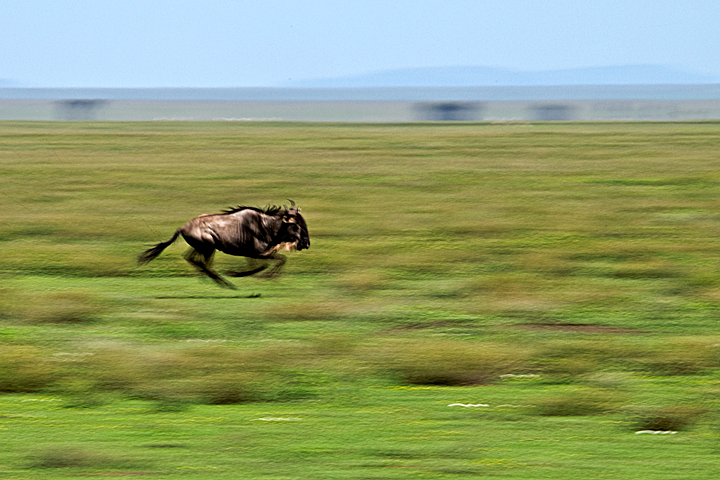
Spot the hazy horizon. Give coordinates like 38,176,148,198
3,64,719,90
3,1,719,88
283,64,720,88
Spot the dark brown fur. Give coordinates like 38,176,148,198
138,203,309,289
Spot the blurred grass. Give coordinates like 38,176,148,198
2,120,720,477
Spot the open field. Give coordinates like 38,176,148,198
1,121,720,478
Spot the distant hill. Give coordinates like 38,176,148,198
286,65,719,88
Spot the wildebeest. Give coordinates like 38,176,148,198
138,201,309,289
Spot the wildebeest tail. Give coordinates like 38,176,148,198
137,229,182,265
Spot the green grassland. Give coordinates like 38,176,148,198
1,120,720,478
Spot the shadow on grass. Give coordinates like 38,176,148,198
154,294,261,299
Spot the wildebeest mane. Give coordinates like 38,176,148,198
221,205,285,216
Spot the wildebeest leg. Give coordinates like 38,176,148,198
258,253,287,278
226,258,269,277
183,248,236,289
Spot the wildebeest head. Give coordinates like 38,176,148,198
282,200,310,251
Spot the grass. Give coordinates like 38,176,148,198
1,120,720,478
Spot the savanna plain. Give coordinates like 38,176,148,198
1,120,720,479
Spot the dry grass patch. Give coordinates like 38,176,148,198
534,388,619,416
631,337,720,376
369,339,533,386
531,339,628,379
336,270,389,294
56,342,319,405
1,287,107,325
262,300,348,322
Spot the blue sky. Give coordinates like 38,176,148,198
2,0,719,87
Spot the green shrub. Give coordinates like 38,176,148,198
626,406,707,431
371,339,531,386
25,445,145,470
25,446,104,469
0,346,57,393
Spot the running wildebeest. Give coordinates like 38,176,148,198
138,201,309,289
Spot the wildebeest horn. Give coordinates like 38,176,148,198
288,199,296,208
